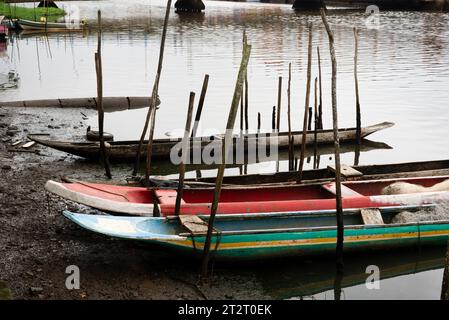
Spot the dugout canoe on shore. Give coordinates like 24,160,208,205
175,158,449,187
62,204,449,260
46,175,449,216
28,121,393,161
1,96,160,112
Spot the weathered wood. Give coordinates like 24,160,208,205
191,75,209,138
179,215,209,234
201,42,252,277
287,63,293,171
297,23,313,183
328,164,363,178
22,141,35,149
317,46,323,129
0,97,158,111
321,8,344,272
354,27,361,146
361,208,384,225
133,0,171,180
313,77,319,169
276,76,282,131
95,10,112,179
442,237,449,300
29,122,392,162
175,92,196,215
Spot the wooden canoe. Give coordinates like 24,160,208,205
2,96,160,112
181,158,449,187
18,19,86,32
46,175,449,216
62,204,449,260
29,121,393,161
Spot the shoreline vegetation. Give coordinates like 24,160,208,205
0,1,65,22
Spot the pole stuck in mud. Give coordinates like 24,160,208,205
321,8,344,273
175,92,195,216
95,10,112,179
297,22,313,183
191,75,209,138
201,40,252,278
132,0,172,182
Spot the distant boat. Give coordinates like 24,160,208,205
0,16,8,39
17,18,86,32
62,204,449,260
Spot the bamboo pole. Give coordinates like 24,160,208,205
272,106,276,132
276,76,282,131
175,92,195,215
321,8,344,272
317,46,323,129
244,75,249,132
442,239,449,300
132,0,171,179
201,42,252,278
297,23,313,183
95,10,112,179
287,63,293,171
354,27,361,146
257,112,261,133
313,77,318,169
191,74,209,138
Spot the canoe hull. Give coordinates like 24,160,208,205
63,209,449,260
30,122,393,161
47,175,449,216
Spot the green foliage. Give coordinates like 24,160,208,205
0,1,66,22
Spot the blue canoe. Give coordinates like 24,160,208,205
63,205,449,260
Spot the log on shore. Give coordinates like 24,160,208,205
0,96,161,113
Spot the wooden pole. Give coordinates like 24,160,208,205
191,74,209,138
201,42,252,278
95,10,112,179
240,80,244,134
244,74,249,132
442,238,449,300
257,112,261,133
276,76,282,132
297,23,313,183
175,92,195,215
287,63,293,171
354,27,361,146
317,46,323,129
272,106,276,132
243,31,249,133
132,0,171,179
321,8,344,273
313,77,318,169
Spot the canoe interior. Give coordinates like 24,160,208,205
194,159,449,185
344,176,449,196
62,175,449,206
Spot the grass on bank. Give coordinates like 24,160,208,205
0,1,66,22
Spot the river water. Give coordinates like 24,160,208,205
1,0,449,299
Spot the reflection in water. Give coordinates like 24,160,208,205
0,39,19,89
255,247,446,299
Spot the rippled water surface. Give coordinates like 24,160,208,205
1,0,449,299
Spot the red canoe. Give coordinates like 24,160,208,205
45,176,449,216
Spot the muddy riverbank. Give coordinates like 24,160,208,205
0,106,269,300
